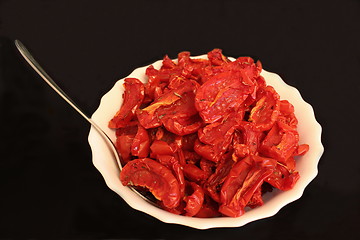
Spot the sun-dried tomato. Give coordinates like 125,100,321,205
265,163,300,191
157,154,186,198
109,78,144,128
260,120,300,165
131,125,150,158
219,156,275,217
184,182,205,217
120,158,181,209
110,49,309,217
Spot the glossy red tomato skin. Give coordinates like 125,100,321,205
237,122,265,155
115,125,138,164
207,48,231,66
220,156,253,206
195,71,253,123
219,166,274,217
137,80,202,135
204,153,235,202
131,125,150,158
157,155,186,198
183,164,207,182
247,185,263,209
195,112,242,163
265,164,300,191
260,121,300,165
150,140,176,156
248,86,280,131
109,78,145,129
219,156,276,217
184,182,205,217
195,194,221,218
120,158,181,209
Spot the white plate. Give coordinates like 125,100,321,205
88,55,324,229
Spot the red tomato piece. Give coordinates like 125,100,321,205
183,164,208,182
195,68,254,123
237,122,266,155
195,195,221,218
160,86,202,136
161,55,177,69
294,144,310,156
265,163,300,191
145,62,181,101
284,156,296,171
248,86,280,131
116,135,134,165
184,182,205,217
200,158,216,178
168,75,187,89
182,151,201,164
115,125,138,164
207,48,231,66
219,155,276,217
260,121,300,164
141,88,183,115
157,155,186,198
120,158,181,209
233,144,250,158
194,139,218,163
158,201,186,215
279,100,295,115
161,114,203,136
137,80,200,134
219,166,274,217
220,156,253,207
150,140,177,156
109,78,145,129
278,100,298,129
179,132,198,151
247,184,263,209
177,51,212,81
204,153,235,202
198,115,238,146
131,125,150,158
196,112,241,162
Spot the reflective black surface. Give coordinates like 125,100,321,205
0,0,359,239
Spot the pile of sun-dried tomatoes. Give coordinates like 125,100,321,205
109,49,309,218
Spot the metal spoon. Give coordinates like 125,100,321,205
15,40,157,206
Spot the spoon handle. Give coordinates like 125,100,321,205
14,40,122,170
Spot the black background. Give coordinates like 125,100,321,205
1,0,359,239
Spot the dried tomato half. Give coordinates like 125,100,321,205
220,156,253,208
204,153,235,202
265,163,300,191
137,80,201,135
184,182,205,217
115,125,138,164
248,86,280,131
157,155,186,198
109,78,145,129
120,158,181,209
219,159,275,217
131,125,150,158
207,48,231,66
195,68,254,123
260,121,300,165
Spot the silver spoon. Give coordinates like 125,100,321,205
15,40,157,206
